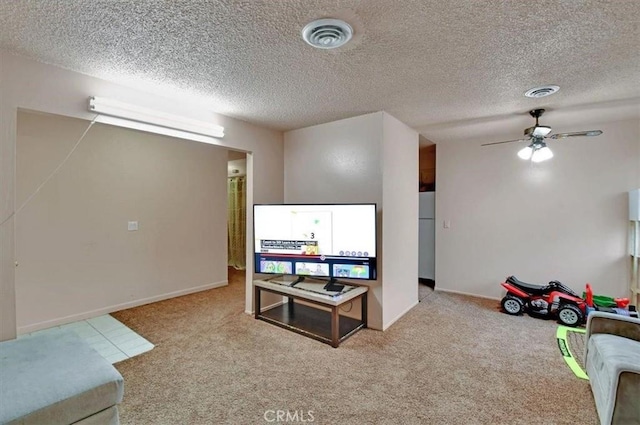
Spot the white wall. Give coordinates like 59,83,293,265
228,158,247,177
284,112,419,330
285,112,384,328
0,50,284,340
381,113,419,328
436,117,640,300
284,112,384,203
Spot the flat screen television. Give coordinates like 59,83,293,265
253,203,377,288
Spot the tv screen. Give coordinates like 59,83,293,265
253,203,377,281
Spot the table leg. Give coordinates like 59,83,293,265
331,306,339,348
254,284,261,319
362,292,368,328
288,297,295,317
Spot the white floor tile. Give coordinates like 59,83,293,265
87,315,125,332
93,346,124,358
120,341,154,357
25,314,153,364
104,352,129,364
70,326,101,339
62,324,94,335
115,336,151,351
89,339,121,354
107,331,141,346
100,326,134,339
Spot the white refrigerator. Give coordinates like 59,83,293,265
419,192,435,281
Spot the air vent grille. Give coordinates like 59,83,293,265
302,19,353,49
524,85,560,98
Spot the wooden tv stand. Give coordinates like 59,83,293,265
253,277,368,348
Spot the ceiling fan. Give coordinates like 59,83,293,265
481,109,603,162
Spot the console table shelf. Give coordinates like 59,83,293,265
254,278,368,348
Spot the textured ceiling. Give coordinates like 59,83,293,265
1,0,639,142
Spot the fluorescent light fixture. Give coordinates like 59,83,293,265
517,145,533,160
93,115,224,146
88,97,224,139
531,146,553,162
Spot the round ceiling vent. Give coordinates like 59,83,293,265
524,85,560,98
302,18,353,49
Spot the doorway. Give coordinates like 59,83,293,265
227,151,247,286
418,142,436,302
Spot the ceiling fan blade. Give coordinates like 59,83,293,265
481,138,528,146
549,130,603,140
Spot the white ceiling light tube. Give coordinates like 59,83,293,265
88,97,224,139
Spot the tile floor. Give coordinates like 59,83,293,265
22,314,154,364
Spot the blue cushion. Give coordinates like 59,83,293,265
0,328,124,424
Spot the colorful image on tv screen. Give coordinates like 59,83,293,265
333,264,369,278
312,263,330,276
260,260,293,274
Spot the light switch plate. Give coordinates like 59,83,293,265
128,221,139,231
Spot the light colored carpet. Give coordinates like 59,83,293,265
111,269,598,424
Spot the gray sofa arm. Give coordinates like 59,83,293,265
584,312,640,366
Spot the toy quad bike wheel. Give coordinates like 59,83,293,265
501,295,524,315
557,304,583,327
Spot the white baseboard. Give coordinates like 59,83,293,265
245,299,285,316
435,287,501,301
18,280,228,334
382,300,419,331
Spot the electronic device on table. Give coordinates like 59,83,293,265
253,203,377,292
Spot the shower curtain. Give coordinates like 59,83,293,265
227,176,246,269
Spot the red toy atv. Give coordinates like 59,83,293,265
500,276,587,327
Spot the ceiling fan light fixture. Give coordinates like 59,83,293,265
531,146,554,162
527,125,552,138
517,145,533,160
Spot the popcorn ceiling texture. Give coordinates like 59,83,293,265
0,0,638,135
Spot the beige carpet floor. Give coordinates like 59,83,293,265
111,269,598,424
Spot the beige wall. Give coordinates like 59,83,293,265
0,50,284,340
284,112,419,330
16,111,228,332
435,117,640,300
381,113,419,328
